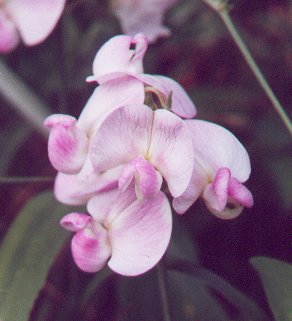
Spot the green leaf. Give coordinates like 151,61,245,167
115,269,162,321
167,259,270,321
250,256,292,321
79,267,113,310
0,191,70,321
167,215,199,265
168,270,231,321
0,104,31,175
268,157,292,210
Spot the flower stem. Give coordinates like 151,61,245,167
0,59,51,137
203,0,292,135
0,176,54,184
157,263,171,321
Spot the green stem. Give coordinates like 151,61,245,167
0,59,50,137
157,263,171,321
0,176,54,184
56,16,69,114
217,8,292,135
79,267,113,309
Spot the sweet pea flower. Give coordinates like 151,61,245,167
0,0,66,53
45,33,253,222
173,120,254,219
88,34,197,119
45,34,196,205
60,187,172,276
90,103,194,200
111,0,178,44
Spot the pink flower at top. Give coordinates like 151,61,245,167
111,0,178,44
60,186,172,276
88,34,197,119
0,0,66,53
173,120,254,219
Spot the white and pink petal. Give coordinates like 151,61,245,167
172,164,208,214
228,177,254,208
87,185,137,225
148,109,194,197
111,0,178,44
118,156,163,199
108,191,172,276
6,0,66,46
44,114,89,174
174,120,253,216
90,104,153,172
185,119,251,182
202,170,253,219
54,167,120,206
90,34,147,83
78,75,145,135
60,212,91,232
71,219,111,273
202,168,231,213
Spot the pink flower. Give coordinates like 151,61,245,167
60,187,172,276
0,0,66,53
43,33,254,277
111,0,178,44
45,33,253,220
88,34,197,119
90,104,194,199
173,120,254,219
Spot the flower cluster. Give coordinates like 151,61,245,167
0,0,66,53
45,34,253,276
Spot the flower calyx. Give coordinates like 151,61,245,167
144,86,172,111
